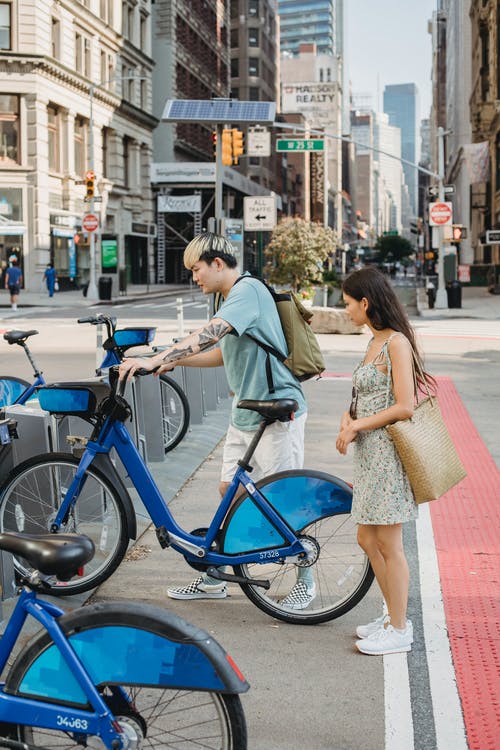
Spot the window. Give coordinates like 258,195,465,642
231,58,239,77
100,0,113,24
0,94,19,164
75,32,82,72
102,127,111,178
47,105,60,172
51,17,60,58
100,50,107,85
84,37,91,77
249,87,259,100
248,28,259,47
140,14,147,49
140,78,147,109
496,132,500,190
0,3,11,50
248,57,259,76
230,28,238,48
123,136,131,188
248,0,259,17
74,118,87,177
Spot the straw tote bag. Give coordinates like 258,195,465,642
386,352,466,504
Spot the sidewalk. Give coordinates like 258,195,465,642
416,283,500,319
0,283,190,309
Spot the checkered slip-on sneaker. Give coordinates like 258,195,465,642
279,581,316,610
167,576,227,600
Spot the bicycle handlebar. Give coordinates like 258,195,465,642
78,315,117,339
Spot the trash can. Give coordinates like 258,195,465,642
446,279,462,309
98,276,113,302
118,268,127,295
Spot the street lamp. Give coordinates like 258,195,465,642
86,74,147,301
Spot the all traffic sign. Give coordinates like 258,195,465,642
243,196,277,232
429,202,453,226
82,213,99,232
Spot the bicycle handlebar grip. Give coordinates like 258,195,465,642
77,316,96,324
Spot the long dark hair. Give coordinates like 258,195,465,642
343,266,435,392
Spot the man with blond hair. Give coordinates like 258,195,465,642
119,232,315,608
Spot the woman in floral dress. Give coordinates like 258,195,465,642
336,266,435,655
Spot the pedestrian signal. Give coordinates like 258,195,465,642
85,170,95,199
212,131,217,157
231,129,244,164
452,225,467,241
221,129,233,166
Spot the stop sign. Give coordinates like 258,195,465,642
82,213,99,232
429,201,452,226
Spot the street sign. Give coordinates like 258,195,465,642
276,139,325,152
429,201,453,226
243,196,277,232
247,128,271,157
82,213,99,232
427,185,454,197
84,196,102,202
486,229,500,244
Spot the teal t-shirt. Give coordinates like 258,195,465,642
217,275,307,430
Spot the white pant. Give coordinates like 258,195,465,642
221,412,306,483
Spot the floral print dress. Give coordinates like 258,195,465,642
350,333,417,525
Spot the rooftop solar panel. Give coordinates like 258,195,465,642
162,99,276,123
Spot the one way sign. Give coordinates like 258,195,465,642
243,196,277,231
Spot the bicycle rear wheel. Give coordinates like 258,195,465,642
5,603,248,749
0,376,30,407
159,374,190,452
222,470,374,625
0,453,129,595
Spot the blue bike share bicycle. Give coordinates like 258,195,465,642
0,316,190,452
0,530,248,749
0,367,374,625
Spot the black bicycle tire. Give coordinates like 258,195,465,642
159,374,190,452
5,603,247,750
0,453,130,596
227,470,375,625
0,376,31,407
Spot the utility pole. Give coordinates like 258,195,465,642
86,84,98,301
435,126,448,309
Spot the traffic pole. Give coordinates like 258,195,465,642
435,126,448,309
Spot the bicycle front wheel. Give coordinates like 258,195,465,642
223,470,374,625
0,453,129,595
5,603,248,749
159,374,190,452
0,376,30,407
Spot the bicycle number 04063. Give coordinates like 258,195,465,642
57,715,89,730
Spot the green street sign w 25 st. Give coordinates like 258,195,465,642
276,139,325,152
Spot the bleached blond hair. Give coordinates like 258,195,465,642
183,232,237,270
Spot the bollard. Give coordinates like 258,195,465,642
322,285,328,307
176,297,185,338
206,297,210,321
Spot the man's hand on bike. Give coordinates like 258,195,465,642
119,357,156,381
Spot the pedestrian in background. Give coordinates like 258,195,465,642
119,232,316,610
43,263,57,297
336,266,435,655
5,257,22,311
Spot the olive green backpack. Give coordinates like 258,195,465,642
216,276,325,393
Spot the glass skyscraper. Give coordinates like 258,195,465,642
278,0,337,57
383,83,419,217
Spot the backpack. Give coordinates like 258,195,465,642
215,276,325,393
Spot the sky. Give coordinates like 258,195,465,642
346,0,437,121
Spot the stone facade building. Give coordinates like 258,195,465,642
0,0,156,293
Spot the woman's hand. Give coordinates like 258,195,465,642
336,414,358,455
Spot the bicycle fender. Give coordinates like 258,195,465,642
91,454,137,540
7,602,249,703
220,470,353,554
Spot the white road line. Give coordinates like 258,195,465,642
384,652,414,750
416,504,468,749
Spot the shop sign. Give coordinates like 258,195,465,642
157,194,202,213
102,238,118,270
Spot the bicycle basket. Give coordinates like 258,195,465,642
113,327,156,348
37,379,110,418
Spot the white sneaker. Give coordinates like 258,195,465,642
356,624,413,655
167,576,227,600
280,581,316,610
356,614,389,639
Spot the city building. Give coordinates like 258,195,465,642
383,83,419,218
278,0,337,58
0,0,156,293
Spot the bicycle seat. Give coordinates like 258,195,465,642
4,330,39,345
237,398,298,422
0,532,95,581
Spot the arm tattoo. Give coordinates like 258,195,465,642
162,319,231,364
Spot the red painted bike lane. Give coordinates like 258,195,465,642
433,378,499,750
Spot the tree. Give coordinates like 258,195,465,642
264,218,337,292
375,234,414,264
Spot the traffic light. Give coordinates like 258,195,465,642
85,170,95,199
452,225,467,242
221,128,233,166
212,131,217,157
231,128,244,164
